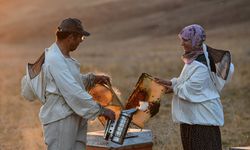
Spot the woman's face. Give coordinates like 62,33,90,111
179,37,192,53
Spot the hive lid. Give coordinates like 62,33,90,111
87,129,153,148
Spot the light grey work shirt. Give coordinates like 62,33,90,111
39,43,102,125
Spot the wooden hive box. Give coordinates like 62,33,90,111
86,129,153,150
230,146,250,150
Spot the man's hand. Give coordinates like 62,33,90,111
94,75,111,86
155,78,173,94
101,108,116,121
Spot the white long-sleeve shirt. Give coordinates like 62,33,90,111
39,43,102,125
171,60,224,126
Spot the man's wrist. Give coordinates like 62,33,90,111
98,104,105,116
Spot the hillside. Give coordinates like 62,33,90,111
0,0,250,149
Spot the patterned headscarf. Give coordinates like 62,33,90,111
179,24,206,48
179,24,206,64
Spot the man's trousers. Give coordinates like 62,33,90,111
43,114,88,150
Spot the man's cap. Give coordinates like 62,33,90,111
57,18,90,36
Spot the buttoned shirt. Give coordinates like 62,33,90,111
39,43,102,125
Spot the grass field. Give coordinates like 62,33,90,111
0,0,250,149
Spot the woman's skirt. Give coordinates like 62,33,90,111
180,123,222,150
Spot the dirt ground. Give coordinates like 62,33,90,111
0,0,250,149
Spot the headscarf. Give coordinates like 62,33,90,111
178,24,206,64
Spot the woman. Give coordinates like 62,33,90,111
156,24,234,150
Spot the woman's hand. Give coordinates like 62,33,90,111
155,78,173,94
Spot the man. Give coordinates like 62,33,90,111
156,24,234,150
39,18,115,150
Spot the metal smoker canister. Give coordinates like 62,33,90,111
104,119,115,141
111,109,137,144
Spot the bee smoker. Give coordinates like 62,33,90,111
104,108,137,145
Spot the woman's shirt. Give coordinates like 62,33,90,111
171,60,224,126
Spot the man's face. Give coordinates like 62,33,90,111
68,34,85,51
179,37,192,53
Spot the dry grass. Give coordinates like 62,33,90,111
0,0,250,149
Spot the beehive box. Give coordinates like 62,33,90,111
230,146,250,150
87,129,153,150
